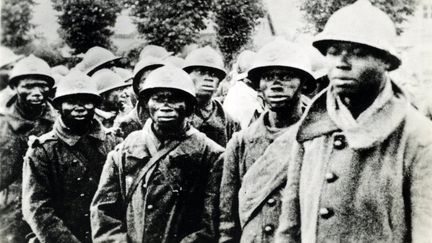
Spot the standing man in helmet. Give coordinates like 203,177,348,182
219,39,314,243
0,55,56,243
92,69,133,128
276,0,432,242
22,69,121,243
113,56,165,138
183,46,240,147
0,47,23,107
90,65,224,243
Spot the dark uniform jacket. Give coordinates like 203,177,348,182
0,101,56,243
219,109,300,243
276,83,432,242
90,121,224,243
22,118,121,243
191,99,240,147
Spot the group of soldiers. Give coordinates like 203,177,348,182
0,0,431,242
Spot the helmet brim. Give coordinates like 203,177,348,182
132,64,165,96
52,93,102,108
98,82,132,95
86,57,122,76
8,74,55,88
248,65,316,87
183,65,226,81
312,39,401,71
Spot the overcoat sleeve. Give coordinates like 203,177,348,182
411,144,432,242
90,148,128,243
22,143,81,243
218,133,242,243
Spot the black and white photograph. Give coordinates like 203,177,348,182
0,0,431,242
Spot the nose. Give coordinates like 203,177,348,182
30,87,43,97
334,50,351,70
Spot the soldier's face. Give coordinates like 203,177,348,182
189,67,220,99
325,42,389,99
259,68,302,111
102,86,129,112
15,78,50,108
147,89,188,130
60,96,96,127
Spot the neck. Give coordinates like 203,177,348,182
267,98,302,129
61,117,93,136
196,96,212,109
152,121,188,141
16,100,45,120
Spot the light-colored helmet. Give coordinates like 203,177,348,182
233,50,256,81
0,46,23,68
76,46,121,76
92,69,131,95
139,65,196,105
132,56,165,95
248,38,315,84
112,67,133,84
51,65,70,88
312,0,401,71
183,46,226,81
53,68,101,105
139,44,172,60
165,56,186,69
8,54,55,87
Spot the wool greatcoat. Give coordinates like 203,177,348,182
275,82,432,242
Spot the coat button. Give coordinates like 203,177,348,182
84,213,89,217
72,159,78,164
267,198,276,206
325,172,337,183
319,207,333,219
147,204,154,210
263,225,274,234
76,177,82,181
333,135,345,149
80,193,85,198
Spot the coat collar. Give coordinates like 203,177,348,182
54,117,107,146
297,81,409,149
0,101,56,132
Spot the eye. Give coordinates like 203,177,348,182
326,46,339,56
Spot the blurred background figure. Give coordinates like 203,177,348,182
223,50,264,129
49,65,70,99
76,46,122,76
92,68,132,128
0,47,23,107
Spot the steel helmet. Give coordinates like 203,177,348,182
139,45,172,60
248,38,315,85
165,56,186,69
92,69,131,95
8,54,55,87
312,0,401,70
132,56,165,96
77,46,121,76
53,69,101,106
113,67,133,84
139,65,196,105
0,46,23,68
233,50,256,82
183,46,226,81
51,65,70,88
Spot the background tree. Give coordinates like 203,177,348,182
1,0,35,48
51,0,121,54
124,0,213,54
300,0,417,35
214,0,265,65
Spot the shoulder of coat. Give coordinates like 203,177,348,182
28,131,57,148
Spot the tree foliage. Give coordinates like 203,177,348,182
1,0,35,48
124,0,213,54
214,0,265,65
300,0,417,35
51,0,121,54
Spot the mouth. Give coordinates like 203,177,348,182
28,99,43,105
158,116,177,122
331,78,356,87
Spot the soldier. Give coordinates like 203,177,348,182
114,56,165,138
223,50,263,129
22,69,121,243
90,65,224,243
92,69,133,128
275,0,432,242
0,47,23,107
138,44,172,61
183,46,240,147
76,46,122,76
219,39,314,243
0,55,56,243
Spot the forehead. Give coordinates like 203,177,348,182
261,67,300,77
62,95,95,104
150,89,178,97
16,78,49,86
